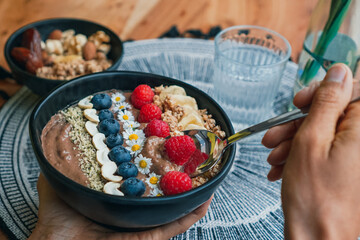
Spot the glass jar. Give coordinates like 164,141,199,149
289,0,360,110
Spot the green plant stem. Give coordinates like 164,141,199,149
301,0,352,86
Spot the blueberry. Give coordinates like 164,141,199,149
91,93,112,110
117,162,138,179
106,133,124,148
99,109,114,121
120,177,145,197
98,119,120,136
108,145,131,165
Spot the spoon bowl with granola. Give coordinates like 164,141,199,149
5,18,123,96
29,71,236,229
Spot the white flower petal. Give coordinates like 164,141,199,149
125,139,143,156
113,102,131,112
134,154,152,174
145,172,161,188
150,187,163,197
123,121,141,130
123,128,145,142
117,110,135,123
111,92,126,103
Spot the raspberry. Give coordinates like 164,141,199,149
183,149,208,175
131,84,154,109
160,171,192,195
138,104,162,123
164,135,196,166
144,119,170,138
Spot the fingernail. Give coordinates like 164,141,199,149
267,167,275,181
326,65,346,83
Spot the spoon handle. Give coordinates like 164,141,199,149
226,95,360,145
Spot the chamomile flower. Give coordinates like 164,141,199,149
123,128,145,142
125,139,144,156
111,92,126,104
145,172,161,188
117,110,134,123
134,154,152,174
150,187,164,197
113,102,131,112
123,121,141,130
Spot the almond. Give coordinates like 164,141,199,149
83,41,96,60
48,29,62,40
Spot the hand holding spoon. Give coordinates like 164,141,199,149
185,94,360,178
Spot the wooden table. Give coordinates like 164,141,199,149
0,0,316,238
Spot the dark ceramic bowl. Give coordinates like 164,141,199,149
4,18,123,96
29,71,236,229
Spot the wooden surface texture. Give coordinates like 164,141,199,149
0,0,317,238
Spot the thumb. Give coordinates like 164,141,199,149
298,63,353,149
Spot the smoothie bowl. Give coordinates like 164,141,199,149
29,71,236,229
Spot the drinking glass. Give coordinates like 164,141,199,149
213,26,291,126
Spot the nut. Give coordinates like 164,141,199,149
61,29,75,41
98,44,111,55
96,148,111,166
78,95,93,109
92,133,107,150
103,182,123,196
88,30,110,47
85,121,99,136
96,51,106,60
101,161,123,182
48,29,62,40
45,39,63,55
83,41,97,60
75,34,87,47
62,33,87,55
83,108,99,123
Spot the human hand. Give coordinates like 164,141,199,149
29,174,212,240
262,64,360,239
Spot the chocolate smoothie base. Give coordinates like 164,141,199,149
41,114,89,186
41,91,180,197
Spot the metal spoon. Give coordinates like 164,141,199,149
185,94,360,178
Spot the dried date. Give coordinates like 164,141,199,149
25,53,43,74
22,28,42,60
10,47,30,65
11,28,44,74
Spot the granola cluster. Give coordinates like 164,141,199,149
37,57,111,80
153,85,226,186
154,85,225,138
199,109,226,139
36,29,112,80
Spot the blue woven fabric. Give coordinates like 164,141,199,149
0,39,297,239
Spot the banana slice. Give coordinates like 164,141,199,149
96,148,111,166
179,112,204,129
169,95,198,110
78,95,93,109
101,161,123,182
103,182,124,196
84,109,99,123
92,133,107,150
85,121,99,136
159,86,186,100
182,105,198,116
184,124,206,130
